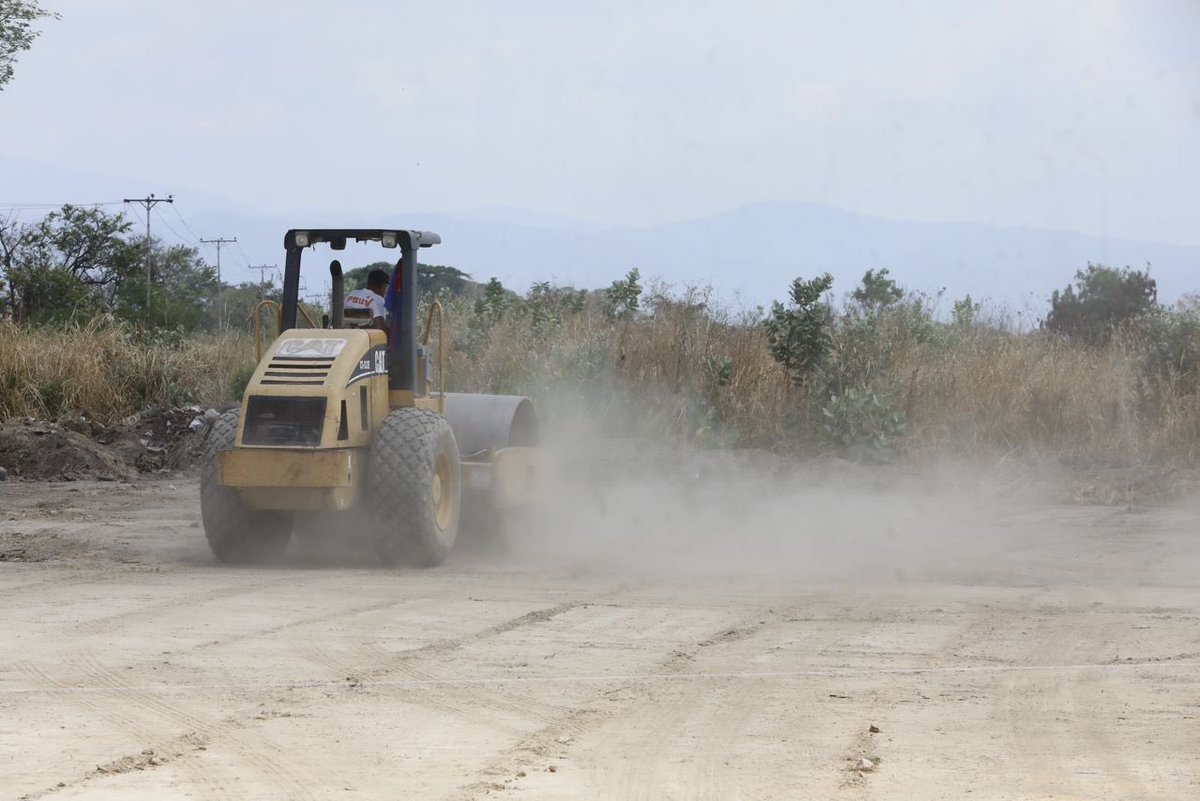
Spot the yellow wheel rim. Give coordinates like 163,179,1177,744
433,453,454,531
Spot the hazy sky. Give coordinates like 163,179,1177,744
2,0,1198,246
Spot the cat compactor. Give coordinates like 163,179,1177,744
201,229,541,566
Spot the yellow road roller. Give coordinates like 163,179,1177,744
201,228,543,566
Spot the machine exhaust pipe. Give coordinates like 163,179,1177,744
330,260,344,328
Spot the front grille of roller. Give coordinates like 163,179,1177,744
260,357,334,386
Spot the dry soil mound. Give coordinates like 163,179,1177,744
0,406,217,482
0,421,137,481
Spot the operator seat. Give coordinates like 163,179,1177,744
342,308,374,328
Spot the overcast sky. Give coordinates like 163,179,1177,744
2,0,1198,247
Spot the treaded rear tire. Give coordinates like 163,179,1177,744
200,410,293,564
368,408,461,567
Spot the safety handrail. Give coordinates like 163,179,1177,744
421,300,446,415
253,300,282,362
297,305,318,329
253,300,319,361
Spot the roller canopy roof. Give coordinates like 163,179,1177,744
282,229,442,249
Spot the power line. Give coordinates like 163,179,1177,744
151,206,197,247
167,203,205,242
0,200,125,211
200,237,237,330
248,264,277,297
123,194,174,319
232,239,253,269
168,203,253,271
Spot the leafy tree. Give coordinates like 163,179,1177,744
1046,264,1157,345
113,243,218,330
952,294,980,327
0,205,139,322
1132,309,1200,396
0,0,57,90
850,268,903,309
345,261,472,297
343,263,382,291
764,273,834,385
420,263,472,296
523,281,587,339
0,204,235,330
223,280,271,328
604,268,642,320
474,277,511,320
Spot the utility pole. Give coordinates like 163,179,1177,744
249,264,277,298
122,194,173,319
200,237,237,330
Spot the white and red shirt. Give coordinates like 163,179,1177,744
344,288,386,322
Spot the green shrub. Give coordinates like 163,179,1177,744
1047,264,1157,345
1130,309,1200,395
820,386,907,456
850,268,903,309
604,268,642,320
764,273,834,386
229,364,257,400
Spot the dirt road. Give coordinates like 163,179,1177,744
3,478,1199,799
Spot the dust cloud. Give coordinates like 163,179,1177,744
487,403,1061,586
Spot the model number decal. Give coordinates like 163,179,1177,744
347,345,388,386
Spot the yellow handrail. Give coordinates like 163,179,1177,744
252,300,319,361
421,301,446,414
253,300,282,362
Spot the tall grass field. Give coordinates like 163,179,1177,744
2,287,1199,467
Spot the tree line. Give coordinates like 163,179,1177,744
0,202,1176,353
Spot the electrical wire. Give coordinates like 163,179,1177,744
231,238,253,270
150,206,197,248
167,203,206,243
0,200,125,211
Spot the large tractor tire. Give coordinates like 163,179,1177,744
368,408,462,567
200,410,293,564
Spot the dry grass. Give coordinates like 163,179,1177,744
889,332,1138,460
0,318,254,424
2,302,1197,466
435,294,1199,465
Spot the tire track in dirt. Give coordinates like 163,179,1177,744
13,660,233,801
587,592,1010,801
443,604,803,801
295,597,604,729
294,597,588,676
15,652,321,801
608,622,776,801
10,590,464,800
193,594,424,650
314,593,616,723
996,589,1150,799
602,596,893,801
18,731,210,801
65,574,298,636
65,650,323,801
828,596,1016,801
0,571,101,597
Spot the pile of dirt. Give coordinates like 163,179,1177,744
0,406,220,482
84,406,218,473
0,421,137,482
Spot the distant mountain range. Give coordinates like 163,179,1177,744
5,156,1198,313
206,202,1200,315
